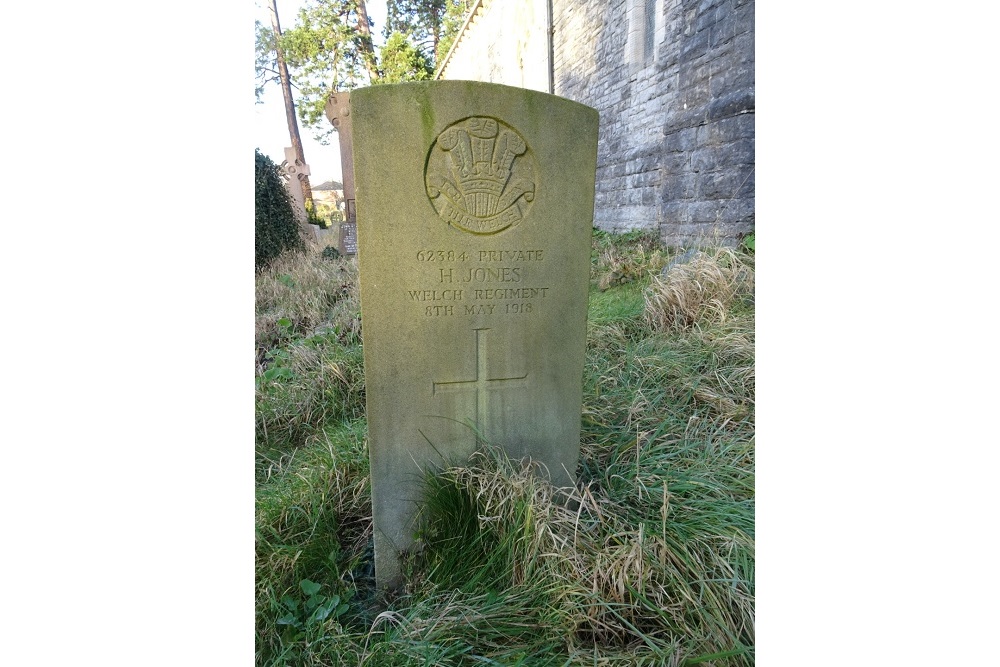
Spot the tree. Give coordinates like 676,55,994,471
260,0,381,144
378,31,434,84
256,149,306,270
254,0,312,204
256,1,450,144
384,0,445,62
435,0,475,65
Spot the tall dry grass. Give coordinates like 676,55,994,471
643,247,754,331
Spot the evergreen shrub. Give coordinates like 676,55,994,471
256,148,304,270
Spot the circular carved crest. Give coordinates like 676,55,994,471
425,117,537,235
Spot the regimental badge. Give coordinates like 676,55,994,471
425,117,537,235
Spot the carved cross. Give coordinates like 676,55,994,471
432,328,527,444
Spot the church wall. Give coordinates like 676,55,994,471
553,0,754,246
438,0,755,246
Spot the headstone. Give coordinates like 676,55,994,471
325,92,358,255
351,81,598,590
281,147,317,242
338,211,358,255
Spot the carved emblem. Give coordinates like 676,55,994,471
425,117,537,234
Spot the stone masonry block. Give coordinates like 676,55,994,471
659,172,698,201
689,199,723,222
660,152,691,175
710,63,754,98
699,166,754,200
708,88,754,120
692,5,718,36
691,146,718,173
735,5,754,36
662,126,699,153
679,25,712,60
710,9,739,48
698,112,754,145
659,200,691,224
714,138,755,168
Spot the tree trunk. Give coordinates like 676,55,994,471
355,0,381,83
269,0,312,204
431,4,440,58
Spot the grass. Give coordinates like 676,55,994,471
255,231,754,666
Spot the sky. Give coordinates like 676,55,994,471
254,0,389,184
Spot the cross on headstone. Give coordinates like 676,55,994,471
433,328,527,443
282,147,316,241
282,147,311,204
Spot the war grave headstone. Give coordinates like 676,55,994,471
351,81,598,589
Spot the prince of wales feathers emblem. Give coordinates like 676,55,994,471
426,117,536,234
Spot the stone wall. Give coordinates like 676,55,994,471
553,0,754,246
437,0,550,94
439,0,754,246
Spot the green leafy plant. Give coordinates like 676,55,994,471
257,347,297,387
256,149,305,271
276,579,350,639
304,199,331,228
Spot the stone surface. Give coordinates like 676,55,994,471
339,220,358,255
280,147,317,242
351,81,598,590
435,0,550,93
551,0,755,245
325,92,358,255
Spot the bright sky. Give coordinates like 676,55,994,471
254,0,388,184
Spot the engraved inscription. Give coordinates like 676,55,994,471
408,289,464,301
474,287,549,299
412,247,551,316
432,328,527,443
439,267,523,283
425,117,537,235
478,250,544,262
416,250,472,262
